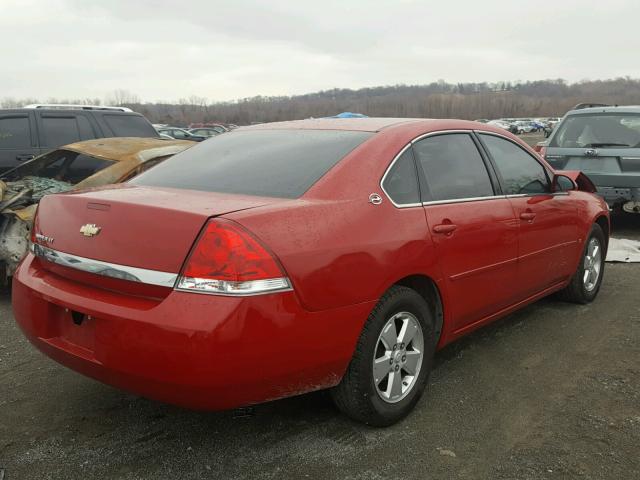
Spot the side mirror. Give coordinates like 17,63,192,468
553,174,576,192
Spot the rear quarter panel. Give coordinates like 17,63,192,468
227,198,440,312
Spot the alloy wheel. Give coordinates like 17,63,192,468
583,237,602,292
373,312,424,403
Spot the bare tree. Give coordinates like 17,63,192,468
105,89,141,106
8,78,640,125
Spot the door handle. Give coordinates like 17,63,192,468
520,211,536,221
433,223,458,234
16,154,35,161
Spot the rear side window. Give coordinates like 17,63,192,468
132,129,373,198
382,148,420,205
40,116,93,147
103,114,158,137
480,134,549,195
4,149,114,184
413,133,494,201
0,116,31,148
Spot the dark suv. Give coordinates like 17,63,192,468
0,105,159,172
543,105,640,213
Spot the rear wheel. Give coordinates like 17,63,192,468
558,224,606,304
331,286,436,426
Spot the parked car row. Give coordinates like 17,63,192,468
476,117,560,135
153,123,236,141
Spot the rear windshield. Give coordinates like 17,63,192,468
131,129,373,198
2,149,114,184
103,114,159,138
550,113,640,148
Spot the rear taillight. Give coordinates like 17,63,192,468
176,219,291,295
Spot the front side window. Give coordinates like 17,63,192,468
382,148,420,205
480,134,549,195
550,113,640,148
413,133,494,202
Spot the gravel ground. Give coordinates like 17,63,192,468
1,204,639,479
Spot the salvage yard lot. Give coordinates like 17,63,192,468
0,214,638,480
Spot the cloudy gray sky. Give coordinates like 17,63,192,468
2,0,639,102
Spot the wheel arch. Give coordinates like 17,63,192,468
393,274,445,345
594,214,610,253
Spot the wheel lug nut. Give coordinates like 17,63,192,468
395,365,399,371
402,355,406,362
389,358,393,364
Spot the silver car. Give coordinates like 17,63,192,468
543,105,640,213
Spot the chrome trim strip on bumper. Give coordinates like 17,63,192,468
31,243,178,288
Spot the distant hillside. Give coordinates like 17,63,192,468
5,78,640,126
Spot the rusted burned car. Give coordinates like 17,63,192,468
0,137,194,282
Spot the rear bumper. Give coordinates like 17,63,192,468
587,173,640,190
588,174,640,205
12,254,374,410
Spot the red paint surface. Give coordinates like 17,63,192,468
14,119,609,410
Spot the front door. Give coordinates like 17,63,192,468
413,133,519,331
478,133,579,298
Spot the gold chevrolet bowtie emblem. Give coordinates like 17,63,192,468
80,224,101,237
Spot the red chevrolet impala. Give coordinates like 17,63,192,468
13,118,609,426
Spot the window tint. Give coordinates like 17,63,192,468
4,149,114,184
41,116,81,146
103,114,158,137
132,129,373,198
413,134,494,201
382,148,420,205
480,134,549,195
0,116,31,148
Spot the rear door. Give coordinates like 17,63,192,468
478,133,578,298
0,111,39,171
413,132,519,331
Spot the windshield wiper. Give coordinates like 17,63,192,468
583,142,630,148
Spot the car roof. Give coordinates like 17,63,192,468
239,117,481,133
0,108,140,116
61,137,194,163
567,105,640,115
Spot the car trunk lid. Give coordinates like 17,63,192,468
32,185,279,290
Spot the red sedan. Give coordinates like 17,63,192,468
13,118,609,426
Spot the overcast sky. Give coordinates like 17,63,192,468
2,0,639,103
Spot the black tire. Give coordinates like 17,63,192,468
557,223,606,304
331,285,436,426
